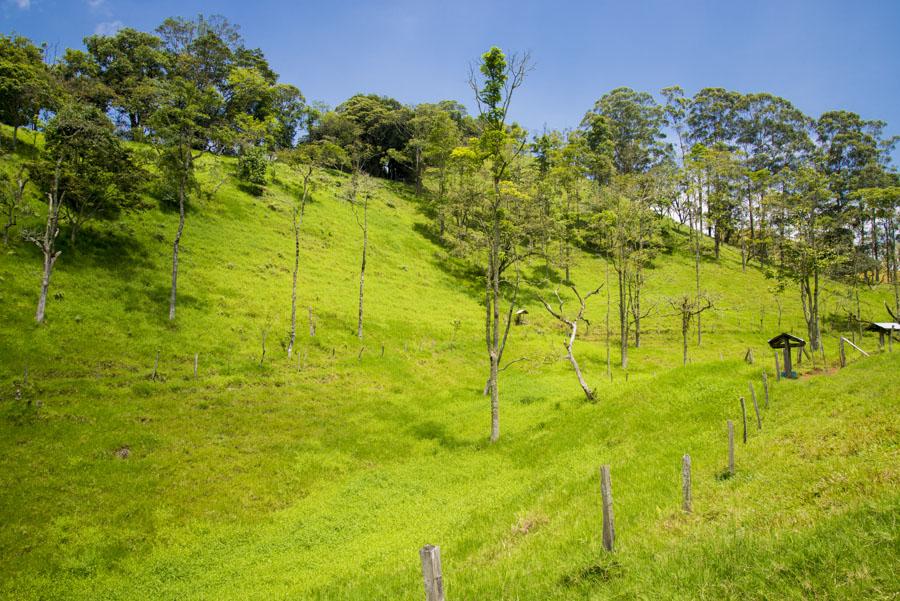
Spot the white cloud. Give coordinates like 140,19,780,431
86,0,104,8
15,0,31,9
94,20,124,35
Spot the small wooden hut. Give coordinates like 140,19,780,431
514,309,529,325
768,333,806,379
865,322,900,351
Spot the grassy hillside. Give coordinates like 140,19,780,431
1,130,897,599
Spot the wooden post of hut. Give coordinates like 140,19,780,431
514,309,529,326
767,333,806,380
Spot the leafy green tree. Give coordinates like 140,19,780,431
771,166,842,351
79,28,168,139
26,101,133,322
582,87,668,175
149,76,225,321
462,46,533,442
393,102,460,196
0,34,54,151
31,102,139,247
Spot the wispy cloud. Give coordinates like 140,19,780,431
94,20,124,35
14,0,31,9
86,0,104,8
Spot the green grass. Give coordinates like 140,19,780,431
1,127,897,599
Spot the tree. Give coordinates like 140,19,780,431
0,34,54,151
772,166,841,351
466,46,532,442
1,165,28,245
582,87,668,175
538,283,603,401
148,76,224,321
31,102,139,246
79,28,169,139
281,140,347,357
24,158,63,324
349,170,374,340
394,102,460,197
669,294,713,366
593,173,659,367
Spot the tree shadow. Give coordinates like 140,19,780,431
62,225,154,275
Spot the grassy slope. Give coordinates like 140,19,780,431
0,128,897,599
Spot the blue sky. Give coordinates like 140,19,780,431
3,0,899,161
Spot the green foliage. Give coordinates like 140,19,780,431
0,34,54,144
237,145,268,190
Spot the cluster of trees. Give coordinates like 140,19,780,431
2,16,308,322
2,19,898,441
411,53,898,438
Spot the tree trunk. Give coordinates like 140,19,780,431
488,186,502,442
565,320,593,401
605,259,611,380
169,172,186,321
618,267,628,369
288,170,311,358
33,165,63,324
12,125,18,152
288,205,301,357
357,193,368,340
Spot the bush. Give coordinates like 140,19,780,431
238,146,268,192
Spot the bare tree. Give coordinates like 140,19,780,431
349,171,373,341
281,141,345,357
539,283,603,401
25,160,63,324
669,294,714,366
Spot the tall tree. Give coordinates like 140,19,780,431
149,77,224,320
281,140,347,357
466,46,532,442
79,28,169,139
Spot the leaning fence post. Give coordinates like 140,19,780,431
839,337,846,368
599,465,615,552
774,351,781,381
727,420,735,475
749,383,762,430
419,545,445,601
739,396,748,443
761,370,769,408
682,454,692,513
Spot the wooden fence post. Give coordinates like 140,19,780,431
839,337,846,368
761,370,769,408
599,465,615,552
774,351,781,381
749,383,762,430
739,397,748,443
152,350,160,380
682,454,692,513
193,353,199,378
419,545,445,601
727,420,735,475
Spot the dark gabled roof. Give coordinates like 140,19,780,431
768,333,806,348
865,322,900,332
